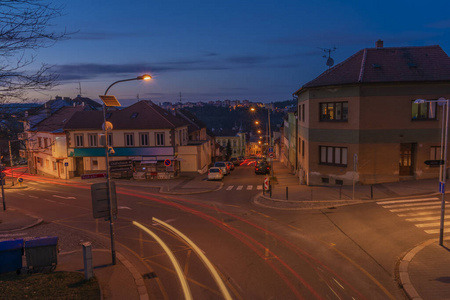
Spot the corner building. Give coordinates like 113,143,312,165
294,41,450,185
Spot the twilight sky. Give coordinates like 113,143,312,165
28,0,450,105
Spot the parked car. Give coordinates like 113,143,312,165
214,161,229,175
255,161,270,175
230,157,241,166
207,167,224,181
226,161,235,171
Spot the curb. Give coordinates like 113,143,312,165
397,238,447,300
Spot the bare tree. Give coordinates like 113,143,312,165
0,0,68,103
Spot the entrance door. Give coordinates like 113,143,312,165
399,143,414,176
75,157,84,177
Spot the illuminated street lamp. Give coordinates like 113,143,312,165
415,97,449,246
99,74,152,265
255,120,260,125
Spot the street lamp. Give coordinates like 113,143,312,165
99,74,152,265
250,106,273,176
415,97,449,246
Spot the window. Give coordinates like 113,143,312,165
44,138,48,149
302,140,305,158
108,134,113,146
156,133,165,146
320,102,348,121
412,101,437,120
88,134,98,147
319,146,348,166
430,146,442,160
302,104,305,121
92,159,98,170
38,137,42,148
75,134,84,147
139,132,149,146
298,105,302,121
52,161,57,171
125,133,134,146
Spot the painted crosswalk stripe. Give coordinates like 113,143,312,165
424,228,450,234
257,185,262,190
397,211,442,217
388,205,442,213
236,186,243,190
405,215,449,222
226,186,234,191
377,198,439,205
381,201,441,209
247,185,253,190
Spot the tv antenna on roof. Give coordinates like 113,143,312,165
319,47,337,69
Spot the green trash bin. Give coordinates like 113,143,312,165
0,239,23,274
24,236,58,272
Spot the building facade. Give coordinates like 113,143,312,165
295,41,450,185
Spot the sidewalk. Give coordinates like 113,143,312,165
1,164,449,299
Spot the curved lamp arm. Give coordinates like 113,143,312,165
104,74,152,95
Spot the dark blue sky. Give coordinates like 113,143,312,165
29,0,450,104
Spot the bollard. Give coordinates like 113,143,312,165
82,242,93,280
286,186,288,200
269,184,272,198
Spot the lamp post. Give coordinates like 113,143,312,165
250,106,273,176
415,97,449,246
99,74,152,265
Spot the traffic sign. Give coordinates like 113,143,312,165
17,178,23,183
268,147,273,153
424,160,445,166
264,176,269,190
91,182,117,219
64,162,69,167
164,159,171,167
440,181,446,194
268,152,274,158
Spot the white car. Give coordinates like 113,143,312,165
208,167,224,180
214,161,229,175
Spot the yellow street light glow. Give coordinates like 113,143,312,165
152,218,232,300
255,121,260,125
259,136,263,139
139,74,152,80
133,221,192,300
257,130,261,134
250,107,256,112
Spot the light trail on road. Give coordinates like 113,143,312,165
15,174,391,299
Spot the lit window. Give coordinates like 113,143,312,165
412,101,437,120
320,102,348,121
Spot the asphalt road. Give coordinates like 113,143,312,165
2,164,426,299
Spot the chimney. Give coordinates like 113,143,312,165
376,39,384,48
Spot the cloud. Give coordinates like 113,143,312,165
51,51,304,82
426,20,450,29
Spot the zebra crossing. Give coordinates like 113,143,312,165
376,197,450,234
225,185,263,191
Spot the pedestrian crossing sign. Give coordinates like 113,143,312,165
439,181,445,194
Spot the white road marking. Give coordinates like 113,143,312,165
53,195,76,200
247,185,253,190
226,186,234,191
257,185,263,190
377,198,439,205
118,206,132,210
389,205,442,212
236,186,243,190
382,201,441,209
406,215,450,222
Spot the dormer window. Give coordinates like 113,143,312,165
131,112,138,119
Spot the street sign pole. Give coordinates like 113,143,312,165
439,99,449,246
1,171,5,211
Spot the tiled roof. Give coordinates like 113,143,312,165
64,100,189,130
300,45,450,90
31,106,86,133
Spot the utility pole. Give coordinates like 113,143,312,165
8,141,14,186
